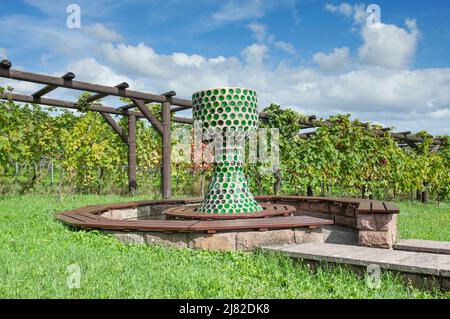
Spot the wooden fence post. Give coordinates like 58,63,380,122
127,114,137,194
307,185,314,197
422,182,429,204
161,95,173,199
273,170,281,195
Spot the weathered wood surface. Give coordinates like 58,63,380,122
56,200,333,233
164,203,296,220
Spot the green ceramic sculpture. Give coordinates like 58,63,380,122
192,87,263,214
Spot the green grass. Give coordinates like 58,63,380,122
397,201,450,241
0,194,447,299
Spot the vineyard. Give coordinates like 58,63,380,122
1,95,449,203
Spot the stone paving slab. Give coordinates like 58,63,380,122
394,239,450,255
264,243,450,277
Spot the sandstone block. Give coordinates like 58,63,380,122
302,228,324,243
236,229,295,250
188,232,236,251
357,213,397,233
358,230,396,249
145,232,188,248
108,231,146,244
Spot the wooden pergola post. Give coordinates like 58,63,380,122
161,92,175,199
127,113,137,194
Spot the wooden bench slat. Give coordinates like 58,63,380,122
371,201,386,212
189,216,333,232
358,200,371,212
383,202,400,213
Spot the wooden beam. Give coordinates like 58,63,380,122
171,105,192,113
0,91,193,125
118,103,135,111
127,114,137,194
132,99,164,135
0,60,12,70
87,82,129,103
431,144,441,153
162,91,176,97
404,140,419,149
31,72,75,98
100,112,128,144
173,116,193,125
2,91,125,114
0,63,192,107
395,131,412,135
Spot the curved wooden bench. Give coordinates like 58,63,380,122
56,196,399,248
56,200,333,233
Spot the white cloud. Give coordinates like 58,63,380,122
326,4,420,69
313,47,350,71
358,19,420,69
84,23,123,42
274,41,297,56
67,58,133,87
247,23,297,56
325,3,353,17
78,40,450,134
247,22,267,43
325,2,367,25
4,36,450,134
352,4,367,25
172,53,206,67
241,43,269,65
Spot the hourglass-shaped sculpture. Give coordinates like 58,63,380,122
192,87,263,214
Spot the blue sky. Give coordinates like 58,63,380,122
1,0,450,134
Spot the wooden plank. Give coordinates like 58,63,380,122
163,204,296,220
74,210,109,221
57,214,85,226
57,217,198,232
371,201,386,212
383,202,400,213
63,212,102,223
189,216,333,232
59,205,106,216
358,201,371,212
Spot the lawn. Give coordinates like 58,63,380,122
0,194,447,299
397,201,450,241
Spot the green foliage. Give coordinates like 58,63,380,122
262,104,449,200
0,98,448,200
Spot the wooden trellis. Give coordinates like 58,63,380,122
0,59,446,197
0,59,194,198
